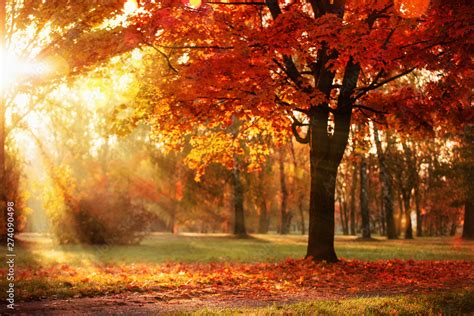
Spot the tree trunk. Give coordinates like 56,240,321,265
350,161,357,235
462,125,474,239
279,146,290,234
257,199,269,234
373,129,397,239
298,197,305,235
338,197,347,235
289,141,306,235
450,222,457,236
415,186,423,237
232,165,246,236
403,193,413,239
306,110,341,262
307,159,338,261
169,204,178,234
360,157,371,239
304,46,359,262
343,200,349,235
463,199,474,239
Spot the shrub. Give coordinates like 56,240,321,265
0,147,29,242
44,165,155,245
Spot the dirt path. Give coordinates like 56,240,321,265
5,287,474,315
4,290,334,315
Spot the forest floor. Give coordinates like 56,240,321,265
1,234,473,314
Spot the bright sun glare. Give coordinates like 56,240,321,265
0,50,51,91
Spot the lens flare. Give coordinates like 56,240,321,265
0,50,53,91
183,0,202,9
124,0,138,15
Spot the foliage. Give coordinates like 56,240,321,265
0,145,29,238
2,252,473,303
42,162,156,245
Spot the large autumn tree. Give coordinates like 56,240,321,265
125,0,471,261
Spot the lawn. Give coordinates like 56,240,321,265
2,234,473,314
12,233,474,268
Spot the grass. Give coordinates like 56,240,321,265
8,233,474,268
1,233,473,312
196,291,474,315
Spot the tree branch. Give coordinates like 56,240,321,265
355,67,416,99
207,1,266,5
291,119,310,144
353,104,388,115
146,43,178,73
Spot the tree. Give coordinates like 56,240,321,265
0,0,143,241
359,154,371,239
373,127,397,239
278,145,291,234
126,0,472,261
461,125,473,239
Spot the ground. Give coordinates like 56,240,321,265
1,234,473,314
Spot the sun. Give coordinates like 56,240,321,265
0,49,51,91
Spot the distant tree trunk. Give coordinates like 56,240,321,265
450,222,457,236
379,196,386,236
462,125,474,240
169,206,177,234
343,200,349,235
373,129,397,239
463,199,474,239
298,198,305,235
339,198,349,235
350,161,357,235
360,157,371,239
257,200,269,234
279,146,290,234
415,186,423,237
289,141,306,235
397,193,404,236
402,192,413,239
232,164,246,236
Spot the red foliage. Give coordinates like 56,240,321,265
11,258,474,301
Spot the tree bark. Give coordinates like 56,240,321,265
279,146,290,234
360,156,371,239
462,197,474,239
289,141,306,235
402,193,413,239
350,161,357,235
462,125,474,239
257,199,269,234
232,164,246,236
415,185,423,237
450,222,457,236
306,109,341,262
373,129,397,239
307,158,338,262
338,197,344,234
298,198,306,235
343,199,349,235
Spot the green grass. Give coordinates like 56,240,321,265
195,291,474,315
8,233,474,268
